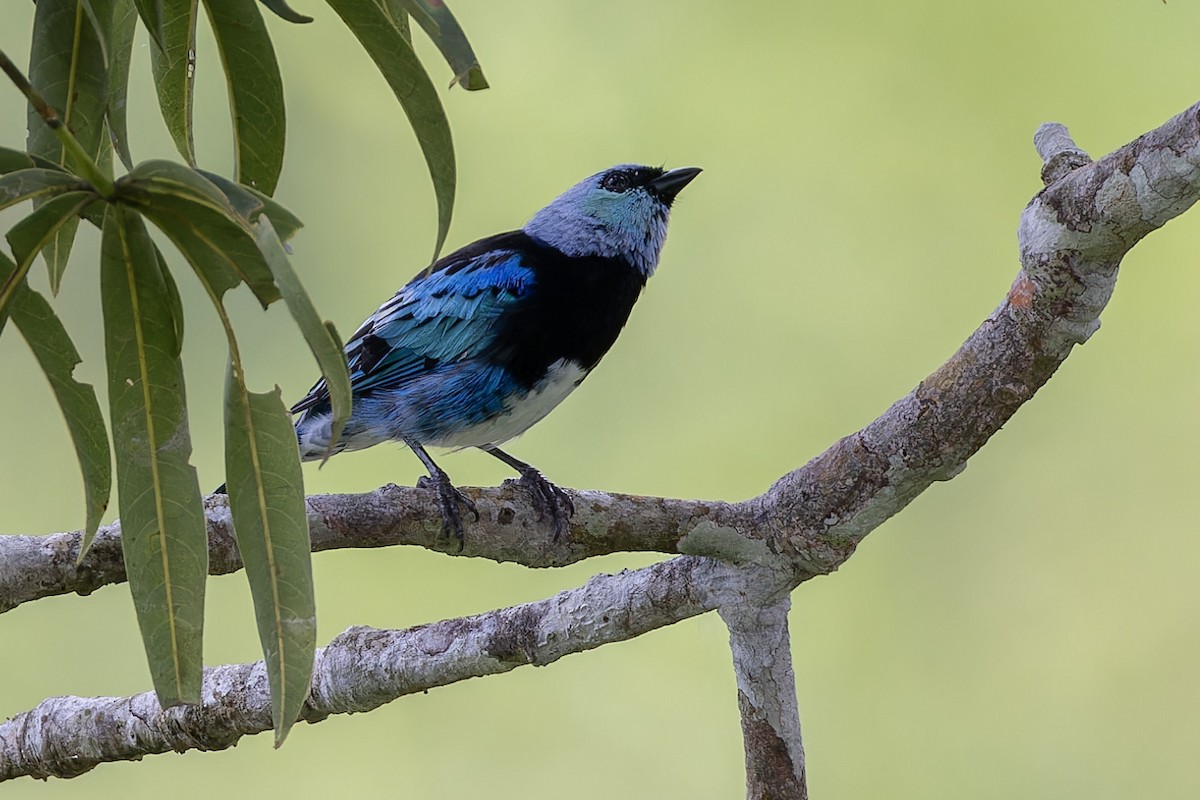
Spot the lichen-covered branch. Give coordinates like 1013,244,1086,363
3,101,1200,787
0,487,722,613
721,590,806,800
0,555,751,781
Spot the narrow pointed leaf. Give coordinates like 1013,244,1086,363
323,0,455,260
133,0,167,50
224,374,314,745
0,149,39,175
0,153,109,229
0,169,90,212
0,191,97,321
254,217,350,452
117,161,282,305
400,0,487,90
107,0,139,170
202,0,286,195
255,0,313,24
101,205,206,707
150,0,199,166
154,244,185,357
28,0,111,286
6,192,98,276
197,169,304,241
0,251,111,551
0,149,72,176
379,0,411,41
79,0,112,63
28,0,111,168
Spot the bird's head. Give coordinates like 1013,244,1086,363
524,164,702,277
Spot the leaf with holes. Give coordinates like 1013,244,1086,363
0,251,111,552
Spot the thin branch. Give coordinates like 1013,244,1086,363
0,47,116,197
0,487,726,613
1034,122,1093,184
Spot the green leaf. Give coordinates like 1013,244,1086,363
378,0,411,41
0,190,98,322
150,0,199,166
133,0,167,50
224,375,314,746
107,0,140,170
100,204,206,707
6,192,98,275
254,217,351,455
0,251,112,552
323,0,456,260
0,169,90,213
197,169,304,242
154,244,186,357
28,0,112,287
400,0,487,90
117,161,282,305
28,0,111,168
255,0,313,24
202,0,286,195
0,148,71,176
79,0,112,64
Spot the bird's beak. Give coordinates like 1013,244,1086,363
647,166,702,203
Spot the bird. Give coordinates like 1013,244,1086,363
288,163,701,544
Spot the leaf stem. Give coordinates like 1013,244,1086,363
0,47,116,198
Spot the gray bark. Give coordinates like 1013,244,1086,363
4,101,1200,796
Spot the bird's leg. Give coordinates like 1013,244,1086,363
479,446,575,540
407,441,478,550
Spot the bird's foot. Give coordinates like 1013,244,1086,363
513,468,575,541
416,472,478,551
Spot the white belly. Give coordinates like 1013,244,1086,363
439,358,588,449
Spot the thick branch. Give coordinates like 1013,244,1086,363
721,591,806,800
754,102,1200,575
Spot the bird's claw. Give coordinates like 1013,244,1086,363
514,468,574,541
417,473,478,551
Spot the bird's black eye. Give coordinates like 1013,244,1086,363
600,172,631,193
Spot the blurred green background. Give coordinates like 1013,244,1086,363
3,1,1200,796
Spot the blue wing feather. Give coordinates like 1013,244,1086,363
292,235,536,415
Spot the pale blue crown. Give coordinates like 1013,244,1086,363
523,164,672,278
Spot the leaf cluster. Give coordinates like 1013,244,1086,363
0,0,486,745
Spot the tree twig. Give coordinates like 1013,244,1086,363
0,46,115,196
